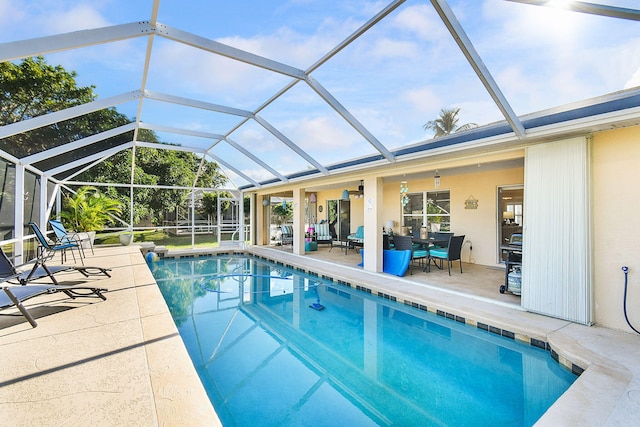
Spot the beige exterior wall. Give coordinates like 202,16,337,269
592,126,640,331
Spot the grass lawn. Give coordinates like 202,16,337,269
95,229,221,249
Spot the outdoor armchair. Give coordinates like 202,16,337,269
314,223,333,249
280,225,293,246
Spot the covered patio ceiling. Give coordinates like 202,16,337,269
1,0,639,192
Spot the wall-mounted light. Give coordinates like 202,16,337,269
434,172,440,189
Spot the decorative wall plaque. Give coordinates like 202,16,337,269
465,195,478,210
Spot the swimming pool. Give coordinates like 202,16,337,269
150,254,577,426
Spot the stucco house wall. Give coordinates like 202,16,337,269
592,126,640,331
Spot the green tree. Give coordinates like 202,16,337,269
0,56,130,157
423,107,477,138
1,57,228,226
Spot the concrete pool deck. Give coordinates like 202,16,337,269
1,244,639,426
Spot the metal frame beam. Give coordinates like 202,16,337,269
155,23,307,79
431,0,526,139
0,22,152,62
0,91,142,138
505,0,640,21
305,76,396,162
253,115,329,175
22,123,136,165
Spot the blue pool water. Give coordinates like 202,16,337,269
150,254,577,426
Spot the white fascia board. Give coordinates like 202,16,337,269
138,122,225,140
155,23,307,79
431,0,525,138
22,123,136,165
48,143,132,177
143,90,254,117
134,141,208,154
224,137,288,183
0,22,152,62
305,75,396,163
253,115,329,175
207,153,261,188
0,91,142,138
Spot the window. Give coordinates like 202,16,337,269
402,191,450,232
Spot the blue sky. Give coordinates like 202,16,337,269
1,0,640,187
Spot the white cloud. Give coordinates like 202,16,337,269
390,3,447,42
625,67,640,90
45,4,111,33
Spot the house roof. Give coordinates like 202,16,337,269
1,0,639,192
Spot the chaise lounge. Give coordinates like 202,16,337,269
0,247,111,286
1,284,107,328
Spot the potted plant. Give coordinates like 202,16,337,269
59,186,123,247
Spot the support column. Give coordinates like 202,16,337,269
292,187,305,255
363,176,383,273
256,195,268,246
15,165,24,264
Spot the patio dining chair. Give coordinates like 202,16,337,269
428,235,465,275
392,235,427,274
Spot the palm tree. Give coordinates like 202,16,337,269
60,186,123,232
423,107,477,137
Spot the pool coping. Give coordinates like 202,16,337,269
163,246,640,426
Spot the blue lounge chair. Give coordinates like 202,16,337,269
0,248,110,286
49,219,94,256
29,222,83,265
1,284,107,328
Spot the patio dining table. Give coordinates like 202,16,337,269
403,235,451,272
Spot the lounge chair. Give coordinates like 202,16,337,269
1,284,107,328
29,222,83,265
346,225,364,253
0,248,111,286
